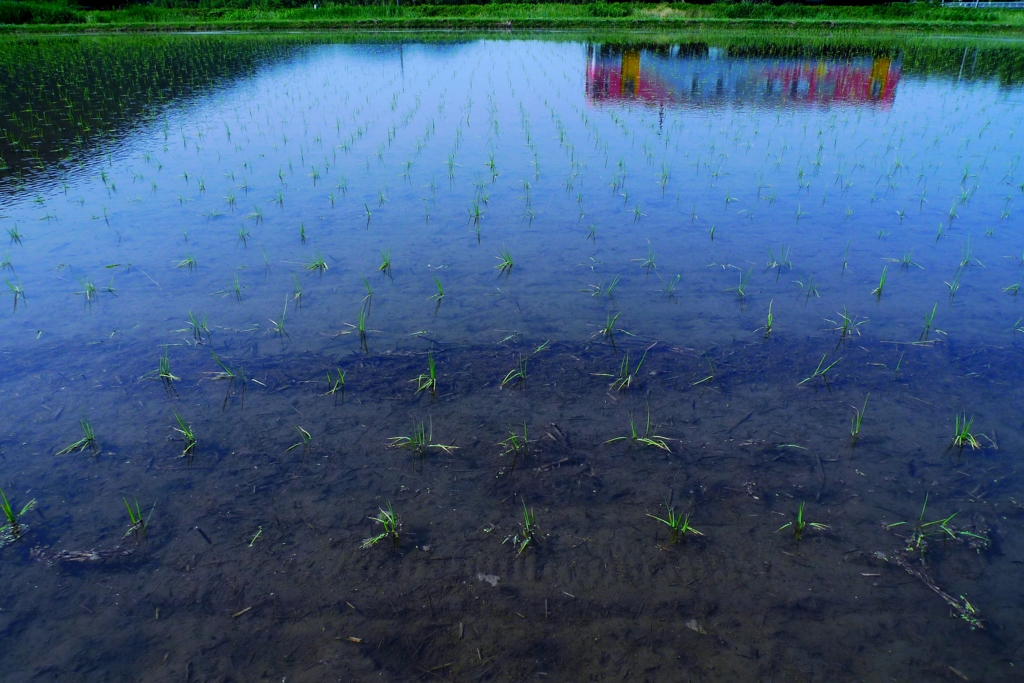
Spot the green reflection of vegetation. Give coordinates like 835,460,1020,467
0,34,314,190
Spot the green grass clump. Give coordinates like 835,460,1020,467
123,497,154,541
495,245,514,278
361,501,401,549
388,421,457,457
56,419,97,455
412,352,438,395
0,487,35,540
777,502,829,542
503,498,537,556
173,412,197,459
501,354,528,389
648,503,703,545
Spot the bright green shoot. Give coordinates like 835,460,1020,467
285,426,312,453
56,419,97,455
596,346,650,391
0,487,35,538
777,501,829,541
123,497,155,541
760,300,774,340
173,412,197,459
270,296,289,340
499,423,529,470
495,245,514,278
326,367,346,395
378,248,392,276
429,276,444,303
953,412,981,452
412,352,438,395
605,405,672,452
304,250,328,275
850,393,869,443
176,254,197,272
4,278,26,311
726,269,752,299
501,354,528,389
361,501,401,549
647,503,703,544
388,420,457,457
920,303,938,341
798,353,842,392
503,498,537,556
186,310,210,342
632,239,656,272
872,266,888,301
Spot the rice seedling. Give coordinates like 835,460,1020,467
884,251,922,271
605,405,672,452
498,423,529,472
233,273,242,302
827,307,865,349
210,351,247,407
871,266,888,301
794,275,819,301
412,352,438,395
285,426,312,454
429,276,444,305
503,498,537,556
726,269,752,299
758,300,774,340
952,412,981,453
945,268,963,300
765,245,792,282
176,254,197,272
885,494,959,559
1004,275,1023,296
76,278,97,308
304,250,328,275
378,248,392,276
659,273,680,298
123,497,154,541
143,348,180,393
325,368,346,396
597,346,650,392
360,501,401,549
600,311,622,342
185,310,210,343
632,239,656,272
4,278,26,310
269,296,289,341
841,241,850,277
501,354,528,389
0,487,35,539
495,245,514,278
587,275,620,299
586,223,596,241
647,503,703,544
237,226,250,247
0,251,12,271
798,353,842,392
388,420,457,457
174,412,197,460
850,393,869,444
777,502,829,541
920,303,938,341
56,419,97,455
292,274,303,308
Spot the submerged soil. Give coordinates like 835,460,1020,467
0,334,1021,681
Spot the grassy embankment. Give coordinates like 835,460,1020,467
2,2,1024,34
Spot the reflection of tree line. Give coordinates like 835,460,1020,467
0,35,316,191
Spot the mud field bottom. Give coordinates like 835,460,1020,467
0,334,1021,682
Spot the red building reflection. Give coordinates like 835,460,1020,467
586,45,901,109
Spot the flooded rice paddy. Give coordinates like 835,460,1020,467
2,32,1024,681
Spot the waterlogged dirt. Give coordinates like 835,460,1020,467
0,336,1022,681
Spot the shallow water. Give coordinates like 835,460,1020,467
1,32,1024,681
